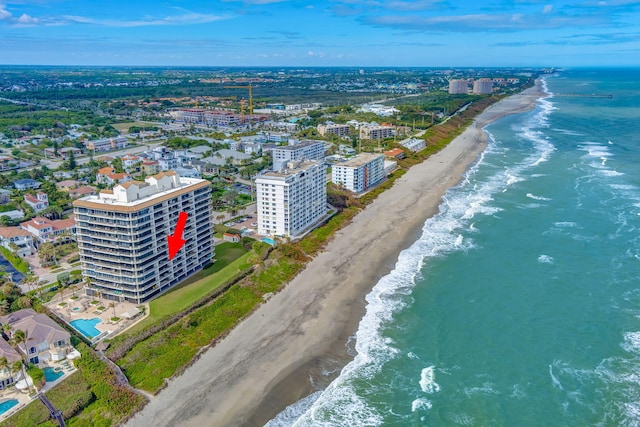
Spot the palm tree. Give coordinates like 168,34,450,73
0,356,8,376
0,300,9,316
109,302,116,318
10,329,35,394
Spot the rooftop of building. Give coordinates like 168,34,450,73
273,139,325,151
335,153,384,168
258,160,321,180
73,171,209,211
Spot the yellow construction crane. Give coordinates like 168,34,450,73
224,83,253,121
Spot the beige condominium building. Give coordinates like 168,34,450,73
73,171,213,304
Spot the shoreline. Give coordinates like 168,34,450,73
125,80,546,427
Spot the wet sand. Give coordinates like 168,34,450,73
125,80,546,427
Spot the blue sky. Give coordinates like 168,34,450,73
1,0,639,66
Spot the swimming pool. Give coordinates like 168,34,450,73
70,318,101,339
261,237,276,246
44,367,65,382
0,399,18,415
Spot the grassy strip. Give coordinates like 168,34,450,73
0,246,30,274
1,343,145,427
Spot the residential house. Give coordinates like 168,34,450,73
23,192,49,213
56,180,80,192
68,186,97,199
0,309,72,364
96,167,132,186
58,147,81,159
121,154,141,170
14,179,41,190
0,155,17,171
0,338,21,390
213,149,252,166
0,227,35,256
174,166,201,178
20,217,76,243
187,145,212,156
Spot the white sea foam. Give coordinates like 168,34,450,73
420,366,441,394
622,332,640,354
264,391,323,427
554,221,578,228
463,382,498,397
549,363,564,390
538,254,554,264
411,398,432,412
527,193,551,201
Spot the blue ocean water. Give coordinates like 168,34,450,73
268,69,640,426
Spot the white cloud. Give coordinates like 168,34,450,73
543,4,554,13
0,5,39,26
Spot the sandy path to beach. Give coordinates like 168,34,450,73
125,82,545,427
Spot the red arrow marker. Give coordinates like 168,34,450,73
167,211,188,260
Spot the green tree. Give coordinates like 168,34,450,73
66,149,77,170
112,157,124,173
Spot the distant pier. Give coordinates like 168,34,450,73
554,93,613,99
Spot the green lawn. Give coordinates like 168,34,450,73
125,243,251,334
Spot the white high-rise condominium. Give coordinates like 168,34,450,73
73,172,213,304
256,161,326,237
332,153,385,193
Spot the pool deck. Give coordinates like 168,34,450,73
46,292,148,342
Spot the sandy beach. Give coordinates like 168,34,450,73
125,80,546,427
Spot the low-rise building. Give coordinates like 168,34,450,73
85,136,128,152
332,153,385,193
0,226,35,256
141,160,160,175
318,123,351,137
400,138,426,152
384,148,406,159
359,125,394,140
